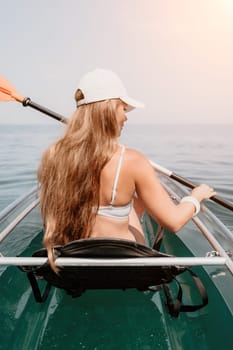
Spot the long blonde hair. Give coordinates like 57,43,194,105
38,90,120,270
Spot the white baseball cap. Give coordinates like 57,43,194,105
76,69,144,112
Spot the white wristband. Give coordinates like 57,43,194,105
180,196,200,216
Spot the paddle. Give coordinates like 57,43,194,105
0,76,68,124
1,76,233,212
150,161,233,212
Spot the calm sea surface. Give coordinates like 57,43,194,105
0,123,233,229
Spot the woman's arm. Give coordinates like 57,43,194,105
131,152,215,232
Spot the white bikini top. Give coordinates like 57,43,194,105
97,145,132,220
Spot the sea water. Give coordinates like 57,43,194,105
0,123,232,230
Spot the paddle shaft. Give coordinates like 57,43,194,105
170,173,233,212
150,161,233,212
22,97,68,124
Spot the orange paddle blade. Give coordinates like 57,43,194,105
0,76,24,102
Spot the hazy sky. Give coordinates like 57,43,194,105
1,0,233,124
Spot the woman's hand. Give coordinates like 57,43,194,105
191,184,216,202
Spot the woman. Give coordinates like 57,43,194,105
38,69,216,270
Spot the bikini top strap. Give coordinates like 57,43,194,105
110,145,125,205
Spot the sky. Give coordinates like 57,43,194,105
1,0,233,124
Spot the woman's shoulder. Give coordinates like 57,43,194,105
123,146,156,178
124,146,149,164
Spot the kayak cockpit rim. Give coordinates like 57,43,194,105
0,256,227,267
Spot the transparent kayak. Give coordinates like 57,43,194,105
0,173,232,350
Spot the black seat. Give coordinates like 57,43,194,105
20,238,208,317
33,238,185,292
